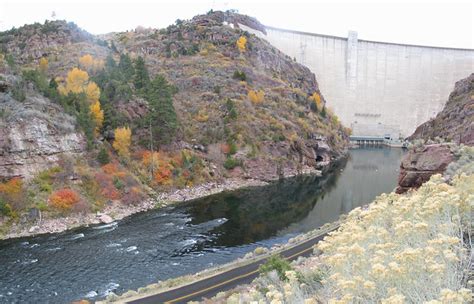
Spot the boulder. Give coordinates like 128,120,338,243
396,144,454,193
99,214,114,224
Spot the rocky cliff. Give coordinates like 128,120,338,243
396,144,454,193
409,73,474,145
0,70,85,179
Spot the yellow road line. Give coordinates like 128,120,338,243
164,269,259,303
164,244,317,303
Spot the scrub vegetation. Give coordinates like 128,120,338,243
214,146,473,303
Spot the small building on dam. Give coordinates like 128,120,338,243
240,24,474,139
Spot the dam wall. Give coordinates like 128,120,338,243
241,25,474,138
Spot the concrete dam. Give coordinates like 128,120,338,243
241,25,474,139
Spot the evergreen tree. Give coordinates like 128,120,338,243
134,56,150,92
49,77,58,90
321,106,327,118
146,74,178,145
97,146,110,165
105,55,117,70
76,97,96,149
119,53,134,78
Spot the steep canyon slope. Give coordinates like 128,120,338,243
0,11,349,236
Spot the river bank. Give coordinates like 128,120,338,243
0,164,323,240
0,147,406,304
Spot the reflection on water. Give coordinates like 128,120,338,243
0,147,403,303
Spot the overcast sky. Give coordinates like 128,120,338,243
1,0,473,48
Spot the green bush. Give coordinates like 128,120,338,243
228,142,237,155
0,197,13,217
259,255,293,281
36,201,48,212
33,167,61,194
223,157,241,170
113,177,124,190
232,70,247,81
97,147,110,165
226,98,238,119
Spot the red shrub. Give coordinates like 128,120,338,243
49,189,80,210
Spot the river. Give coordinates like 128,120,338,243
0,147,404,303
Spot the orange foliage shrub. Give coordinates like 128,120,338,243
101,163,119,175
140,150,174,185
0,177,23,195
154,166,172,185
0,177,25,211
49,189,80,210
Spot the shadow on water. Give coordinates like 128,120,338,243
0,147,403,303
180,158,346,248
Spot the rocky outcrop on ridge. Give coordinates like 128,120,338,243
409,73,474,145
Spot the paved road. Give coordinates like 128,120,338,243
127,228,335,304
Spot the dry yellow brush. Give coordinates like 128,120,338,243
217,172,472,304
316,173,473,303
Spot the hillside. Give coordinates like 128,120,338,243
409,73,474,145
0,11,349,237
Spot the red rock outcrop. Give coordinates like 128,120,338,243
396,144,454,193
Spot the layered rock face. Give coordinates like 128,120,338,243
409,73,474,145
396,144,454,193
0,76,85,179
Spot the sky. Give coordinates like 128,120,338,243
0,0,473,48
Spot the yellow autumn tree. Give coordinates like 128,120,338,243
309,92,322,110
248,89,264,105
79,54,104,73
58,68,89,95
236,36,247,52
39,57,48,73
89,101,104,136
79,54,94,69
85,82,100,103
113,127,132,158
58,68,100,102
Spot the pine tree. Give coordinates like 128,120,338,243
119,54,134,78
134,56,150,92
105,55,117,70
146,75,178,145
97,147,110,165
